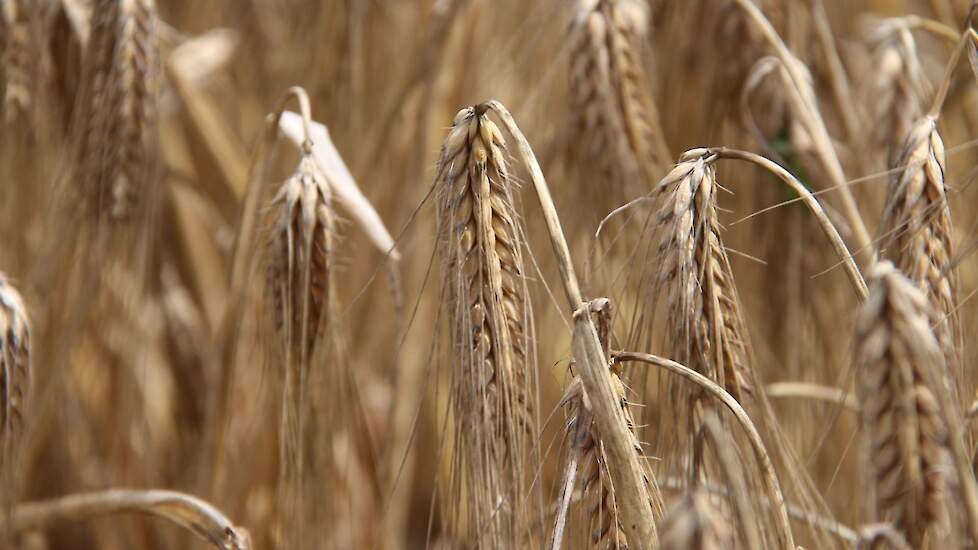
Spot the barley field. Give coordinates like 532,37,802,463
2,0,978,549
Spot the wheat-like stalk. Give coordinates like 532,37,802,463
76,0,159,222
856,261,948,547
0,273,29,461
878,115,954,364
557,299,659,549
659,490,733,550
436,105,533,547
656,150,752,403
569,0,670,195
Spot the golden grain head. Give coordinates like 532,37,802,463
569,0,667,197
5,3,978,549
0,274,29,443
880,115,953,356
869,22,926,150
266,153,334,359
436,105,534,547
856,261,949,545
656,150,752,403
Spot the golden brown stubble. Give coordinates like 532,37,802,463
436,106,534,547
856,262,949,547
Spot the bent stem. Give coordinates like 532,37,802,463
732,0,873,258
487,100,658,549
928,29,977,117
613,351,795,550
9,489,251,550
707,147,868,300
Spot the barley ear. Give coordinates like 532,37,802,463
77,0,160,222
867,21,928,157
878,116,954,369
856,262,949,546
656,150,752,404
436,105,533,547
570,0,670,195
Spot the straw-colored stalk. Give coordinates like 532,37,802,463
557,299,659,549
856,262,949,547
8,489,251,550
436,105,533,547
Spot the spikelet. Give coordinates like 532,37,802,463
856,262,948,547
266,153,335,364
0,0,31,121
659,491,732,550
436,105,532,547
868,21,927,156
656,150,752,403
0,274,29,468
879,116,954,363
571,380,627,550
76,0,159,222
569,0,669,196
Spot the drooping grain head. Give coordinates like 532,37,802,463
656,150,752,403
856,261,949,546
265,154,335,361
879,116,954,362
659,491,733,550
77,0,159,222
0,274,29,455
868,22,926,156
436,105,533,546
569,0,669,197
